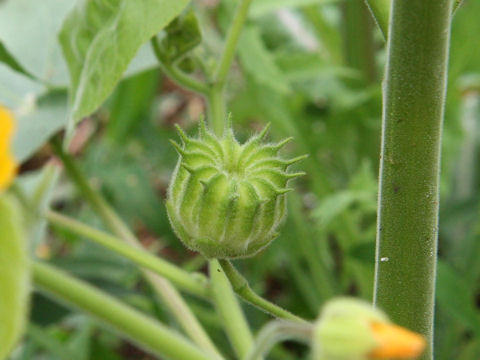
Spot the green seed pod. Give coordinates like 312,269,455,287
0,194,30,360
166,121,306,259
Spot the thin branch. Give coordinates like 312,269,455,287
219,260,309,324
46,210,209,299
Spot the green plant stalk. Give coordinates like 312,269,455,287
32,262,213,360
209,259,256,359
214,0,253,88
208,85,227,136
209,0,254,135
364,0,390,39
373,1,452,358
243,320,312,360
219,260,308,323
46,210,209,299
51,141,222,359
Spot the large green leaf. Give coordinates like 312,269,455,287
0,0,74,85
238,26,291,95
59,0,190,125
0,195,30,360
436,261,480,336
0,41,35,80
13,91,68,162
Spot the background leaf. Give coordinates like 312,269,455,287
59,0,191,124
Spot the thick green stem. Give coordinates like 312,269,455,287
46,210,209,299
219,260,308,324
32,262,213,360
373,1,452,358
51,141,222,359
209,259,256,359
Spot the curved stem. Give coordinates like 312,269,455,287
374,1,452,358
32,262,213,360
151,38,210,95
46,210,209,299
51,140,222,359
209,259,256,359
243,320,312,360
219,260,309,324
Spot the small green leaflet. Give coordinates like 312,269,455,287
59,0,191,127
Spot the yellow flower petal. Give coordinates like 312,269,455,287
369,322,426,359
0,105,17,190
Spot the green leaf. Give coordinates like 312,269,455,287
59,0,190,125
13,90,68,162
0,0,73,85
0,194,30,360
0,41,36,80
238,26,291,95
155,9,202,64
250,0,332,17
436,261,480,336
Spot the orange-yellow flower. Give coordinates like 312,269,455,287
0,105,17,190
370,321,426,359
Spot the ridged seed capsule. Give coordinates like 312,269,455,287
166,121,306,259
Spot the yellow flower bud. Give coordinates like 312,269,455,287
312,298,426,360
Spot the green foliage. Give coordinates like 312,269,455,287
0,0,479,358
59,0,190,125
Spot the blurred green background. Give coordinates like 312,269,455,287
1,0,480,358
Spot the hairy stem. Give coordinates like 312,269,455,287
219,260,308,323
209,259,256,359
32,262,213,360
214,0,254,87
243,321,312,360
209,0,254,135
51,140,222,358
208,86,226,137
46,210,209,299
373,1,452,358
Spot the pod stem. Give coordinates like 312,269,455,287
219,259,309,324
373,1,452,359
209,259,256,359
